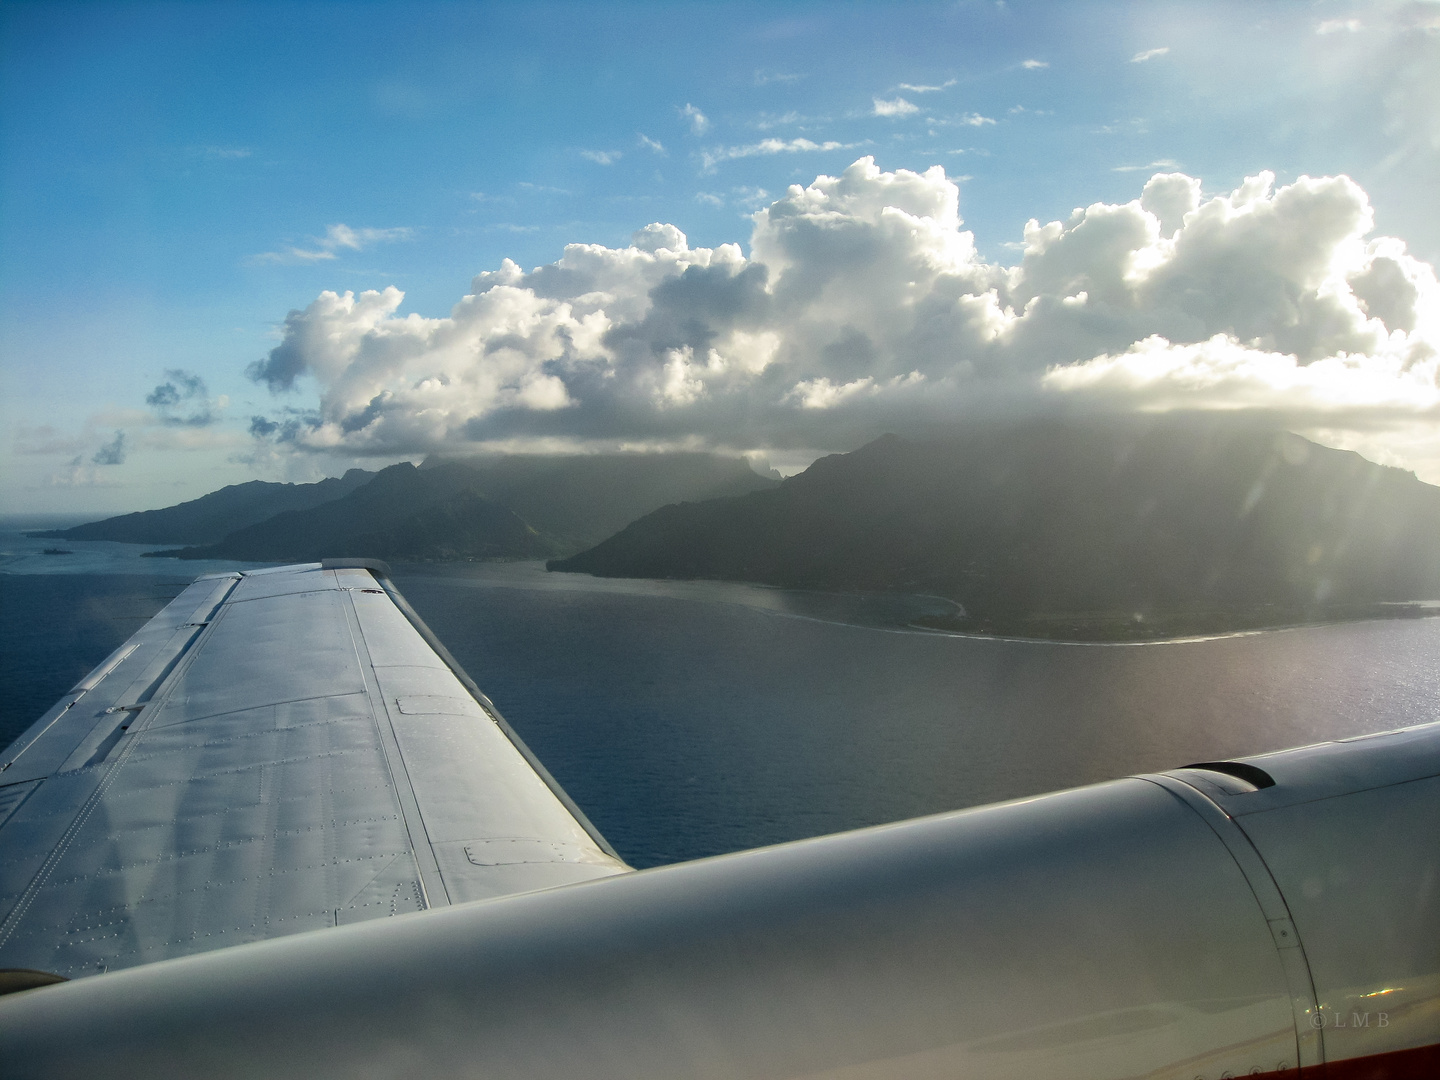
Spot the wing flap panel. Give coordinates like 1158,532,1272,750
0,575,241,784
350,589,451,671
432,842,624,904
388,709,599,844
345,586,626,899
147,590,367,724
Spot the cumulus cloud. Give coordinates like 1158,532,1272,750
680,103,710,134
197,145,252,160
1042,334,1439,415
92,431,127,466
47,461,127,488
325,225,411,250
1021,60,1049,70
581,149,621,165
13,425,87,457
752,111,807,131
1317,19,1363,35
898,80,957,92
246,158,1440,475
145,368,219,426
732,186,772,209
1131,47,1170,62
638,134,665,154
1114,158,1179,173
253,223,413,264
23,395,243,482
699,137,855,173
873,97,920,117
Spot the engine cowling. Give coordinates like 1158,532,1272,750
1,723,1436,1079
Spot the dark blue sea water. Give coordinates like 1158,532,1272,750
4,522,1439,868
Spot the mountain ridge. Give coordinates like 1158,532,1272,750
148,453,779,562
28,469,376,546
549,420,1440,626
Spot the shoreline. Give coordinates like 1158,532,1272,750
908,603,1440,645
7,531,1439,648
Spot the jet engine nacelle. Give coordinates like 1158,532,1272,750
2,722,1437,1079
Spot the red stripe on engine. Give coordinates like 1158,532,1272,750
1313,1042,1440,1078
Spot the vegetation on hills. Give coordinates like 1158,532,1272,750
549,420,1440,636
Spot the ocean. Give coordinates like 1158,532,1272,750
3,523,1438,868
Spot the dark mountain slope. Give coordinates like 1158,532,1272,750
154,452,778,563
29,470,375,546
549,420,1440,616
336,490,551,561
420,452,779,552
159,461,536,562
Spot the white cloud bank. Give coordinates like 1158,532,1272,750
248,159,1440,475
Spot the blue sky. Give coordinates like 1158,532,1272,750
3,0,1438,513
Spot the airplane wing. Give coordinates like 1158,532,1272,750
0,561,626,980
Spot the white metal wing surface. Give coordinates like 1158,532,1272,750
0,561,627,980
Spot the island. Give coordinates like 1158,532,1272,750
550,419,1440,642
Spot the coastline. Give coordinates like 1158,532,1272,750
8,517,1438,649
909,602,1440,644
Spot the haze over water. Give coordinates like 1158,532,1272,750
3,524,1438,869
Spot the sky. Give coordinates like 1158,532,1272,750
2,0,1438,514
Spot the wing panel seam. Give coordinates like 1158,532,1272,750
337,581,447,908
1138,774,1325,1071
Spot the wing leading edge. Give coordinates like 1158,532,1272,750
0,561,627,980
